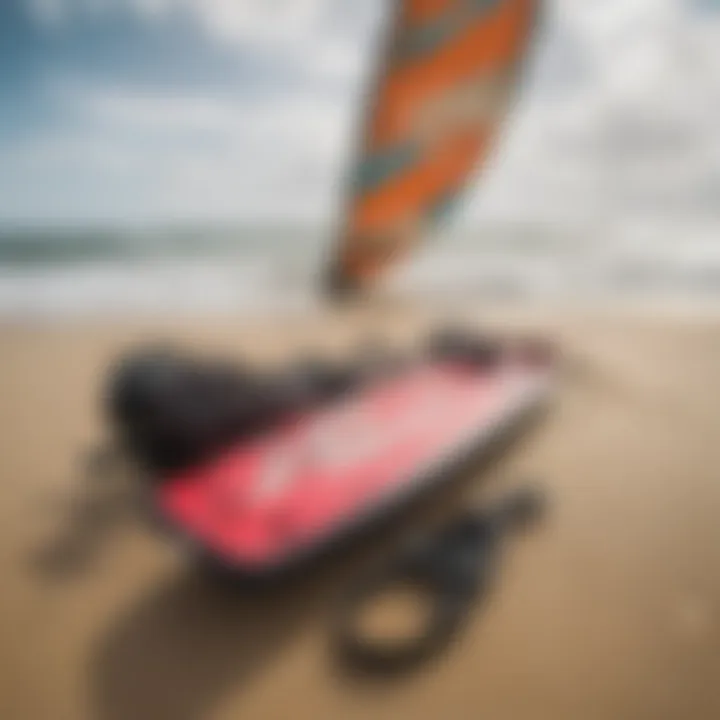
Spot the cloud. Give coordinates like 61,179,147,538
26,0,66,26
8,0,720,226
0,74,355,222
173,0,384,90
5,0,382,222
464,0,720,223
26,0,381,85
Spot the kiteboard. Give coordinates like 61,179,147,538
154,342,553,577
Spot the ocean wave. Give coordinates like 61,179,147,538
2,226,720,317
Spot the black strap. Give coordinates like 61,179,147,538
333,488,545,673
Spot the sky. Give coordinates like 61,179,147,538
0,0,719,226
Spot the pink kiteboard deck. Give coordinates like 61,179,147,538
155,358,552,574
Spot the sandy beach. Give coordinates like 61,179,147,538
0,306,719,720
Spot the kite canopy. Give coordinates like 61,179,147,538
327,0,541,296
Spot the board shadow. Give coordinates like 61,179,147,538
90,568,338,720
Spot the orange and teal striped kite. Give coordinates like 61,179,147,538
327,0,541,295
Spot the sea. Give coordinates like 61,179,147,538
2,221,720,319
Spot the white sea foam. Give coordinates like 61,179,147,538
1,224,720,318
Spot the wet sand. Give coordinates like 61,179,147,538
1,307,719,719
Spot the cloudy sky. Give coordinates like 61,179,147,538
0,0,718,226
